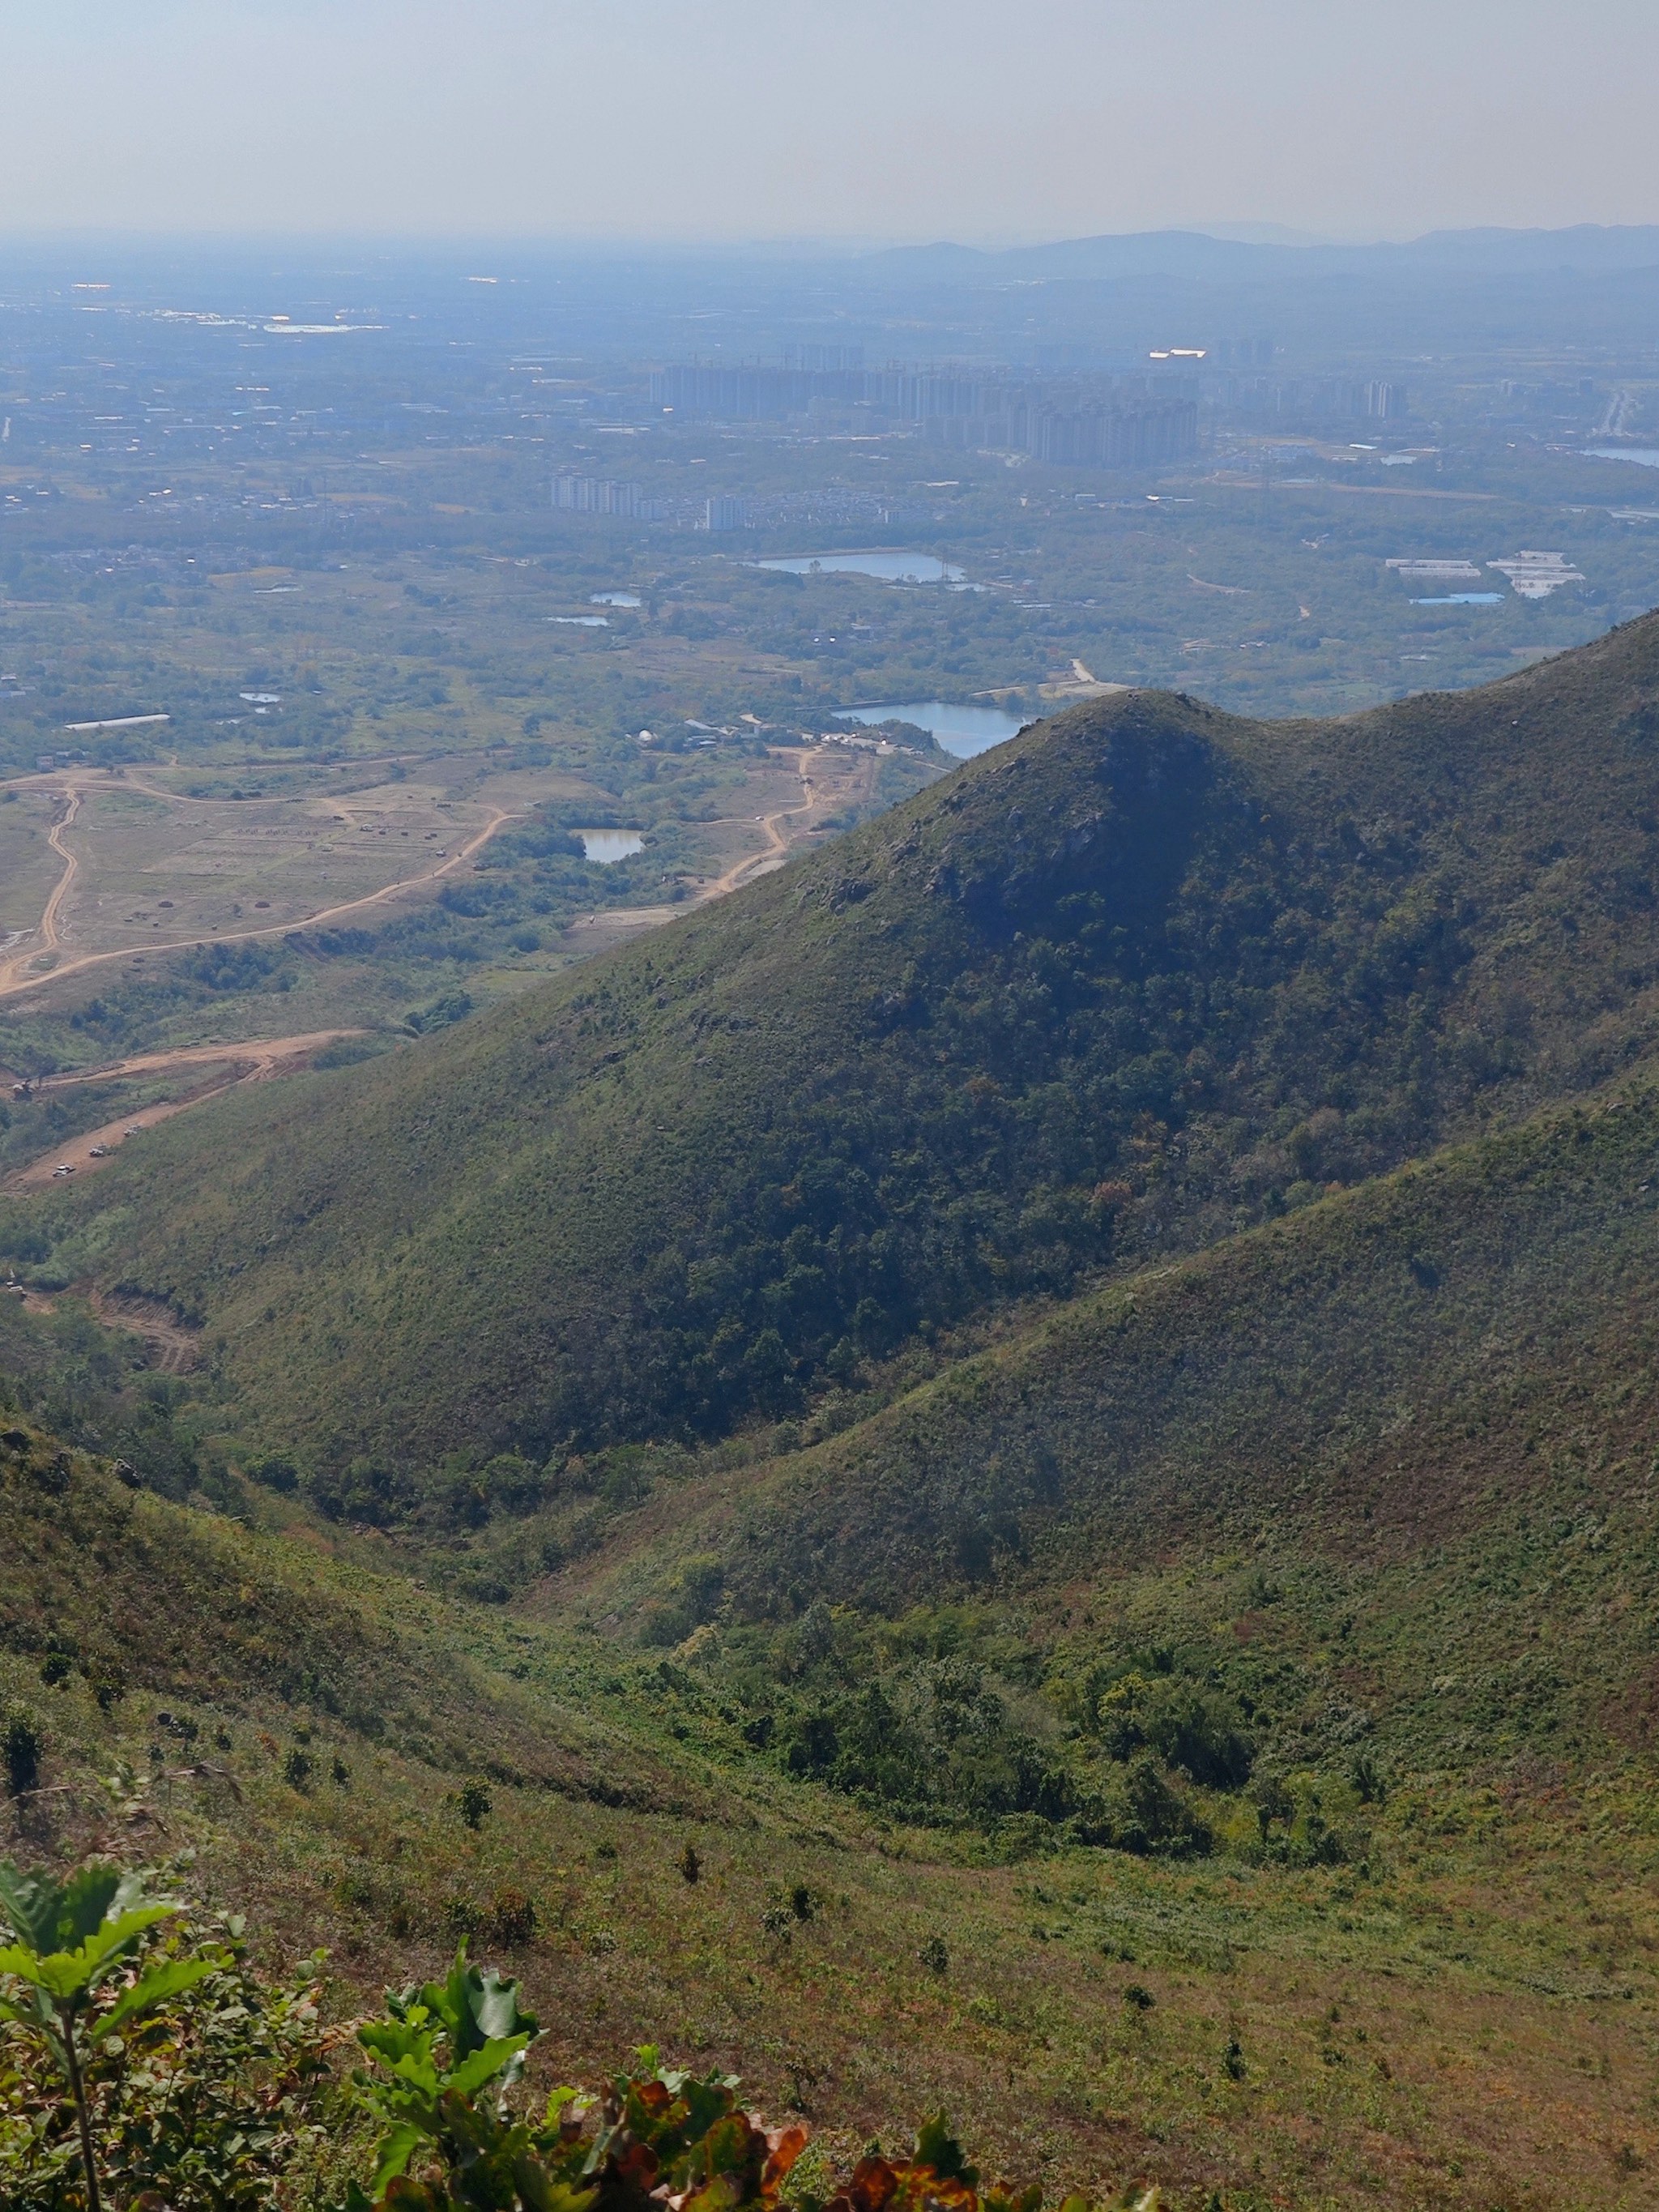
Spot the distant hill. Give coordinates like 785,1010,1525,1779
16,611,1659,1488
862,224,1659,285
1401,223,1659,272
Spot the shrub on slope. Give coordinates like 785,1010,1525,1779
0,1398,663,1805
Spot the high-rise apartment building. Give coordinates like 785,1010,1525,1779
552,476,664,519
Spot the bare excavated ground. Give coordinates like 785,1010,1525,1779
86,1287,205,1373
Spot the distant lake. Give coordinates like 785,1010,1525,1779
1588,448,1659,469
1411,592,1505,605
836,698,1029,761
591,591,642,606
574,829,643,863
755,552,965,583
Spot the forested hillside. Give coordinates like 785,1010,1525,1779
15,612,1659,1497
653,1065,1659,1613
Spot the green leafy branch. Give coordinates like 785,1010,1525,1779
0,1859,215,2212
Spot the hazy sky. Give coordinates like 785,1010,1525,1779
3,0,1656,245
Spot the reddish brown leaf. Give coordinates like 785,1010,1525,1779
762,2123,809,2197
847,2155,900,2212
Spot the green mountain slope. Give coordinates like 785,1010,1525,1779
19,612,1659,1489
660,1067,1659,1615
0,1401,669,1807
528,1065,1659,1903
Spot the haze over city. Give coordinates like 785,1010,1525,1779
2,0,1657,242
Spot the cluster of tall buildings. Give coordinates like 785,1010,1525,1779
649,360,1198,467
929,394,1198,467
652,353,1404,437
650,364,872,420
1206,338,1277,367
1222,374,1408,421
551,476,667,519
1032,398,1199,467
549,480,755,531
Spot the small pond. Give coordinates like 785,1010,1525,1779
835,698,1029,761
573,830,644,864
591,591,642,606
1411,592,1505,605
1588,448,1659,469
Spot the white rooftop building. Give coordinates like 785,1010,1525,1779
1385,558,1483,581
1488,551,1585,600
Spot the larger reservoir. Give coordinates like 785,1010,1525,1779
836,698,1029,760
754,552,965,583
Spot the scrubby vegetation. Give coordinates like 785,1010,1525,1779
8,1385,1659,2202
2,1856,1164,2212
0,1860,330,2210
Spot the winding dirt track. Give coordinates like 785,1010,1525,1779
706,749,860,896
1,737,881,1003
559,749,863,943
0,745,898,1192
32,1031,365,1092
709,792,804,897
8,1284,204,1373
36,789,84,953
0,775,518,1004
86,1290,204,1373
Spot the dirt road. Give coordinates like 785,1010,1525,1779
0,789,84,997
38,789,83,950
706,748,861,897
88,1289,203,1373
4,1028,365,1189
0,771,518,1005
1,735,885,1021
557,749,861,952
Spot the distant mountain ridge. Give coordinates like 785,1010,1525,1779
862,223,1659,286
